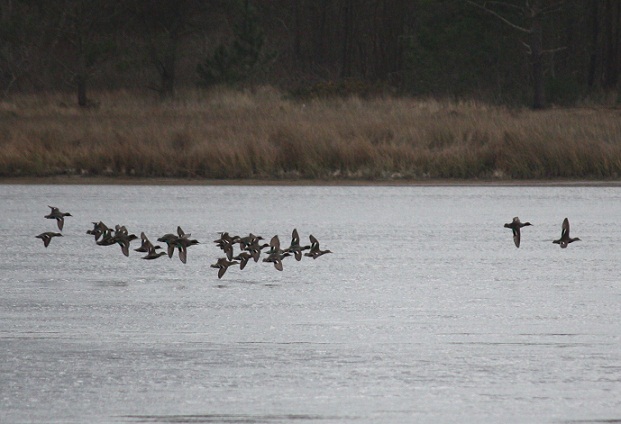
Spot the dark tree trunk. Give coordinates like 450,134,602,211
588,0,600,87
340,0,354,78
530,14,545,109
375,0,406,83
159,48,176,99
160,69,174,99
313,0,329,66
603,0,621,88
76,35,89,108
76,73,88,107
156,21,179,99
293,1,302,64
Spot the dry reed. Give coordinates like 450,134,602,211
2,87,621,180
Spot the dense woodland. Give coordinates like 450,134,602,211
2,0,621,108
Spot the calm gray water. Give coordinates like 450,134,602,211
1,184,620,424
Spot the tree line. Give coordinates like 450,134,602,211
1,0,620,108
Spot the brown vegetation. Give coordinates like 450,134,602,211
2,88,621,181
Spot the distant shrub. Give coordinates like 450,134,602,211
290,79,384,99
2,89,621,180
196,1,272,87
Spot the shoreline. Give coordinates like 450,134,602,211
2,176,621,187
4,93,621,183
4,93,621,182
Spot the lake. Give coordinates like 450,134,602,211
1,184,620,423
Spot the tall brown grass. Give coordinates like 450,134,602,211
2,87,621,180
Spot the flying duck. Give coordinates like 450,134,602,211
284,228,310,261
304,235,332,259
44,206,72,231
504,216,532,248
211,258,239,279
553,217,580,248
36,232,62,247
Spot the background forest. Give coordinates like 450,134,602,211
3,0,621,180
2,0,621,108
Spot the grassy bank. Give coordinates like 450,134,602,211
2,88,621,180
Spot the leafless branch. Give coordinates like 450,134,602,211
542,46,567,54
466,0,531,33
540,1,566,15
2,74,17,98
483,1,523,13
521,43,567,56
521,41,532,55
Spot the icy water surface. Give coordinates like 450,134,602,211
1,184,621,423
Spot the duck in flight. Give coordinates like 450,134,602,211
263,251,291,271
112,226,138,257
174,236,199,264
553,217,580,248
134,232,162,254
157,226,185,258
36,232,62,247
211,258,239,279
141,240,167,260
262,235,291,270
44,206,72,231
284,228,310,261
214,232,239,260
304,235,332,259
504,217,532,248
233,251,253,270
87,221,109,241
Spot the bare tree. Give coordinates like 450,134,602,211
131,0,214,99
467,0,566,109
0,1,48,96
48,0,121,107
602,0,621,89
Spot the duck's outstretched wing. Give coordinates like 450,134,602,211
218,266,227,279
36,233,51,247
120,241,130,257
561,218,570,238
309,234,319,251
177,226,190,238
512,227,520,248
178,248,187,264
273,260,283,271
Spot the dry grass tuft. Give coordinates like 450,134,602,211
2,88,621,180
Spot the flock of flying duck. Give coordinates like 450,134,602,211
36,207,580,278
504,216,581,248
211,229,331,278
35,206,332,279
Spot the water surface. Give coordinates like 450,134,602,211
1,185,620,423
